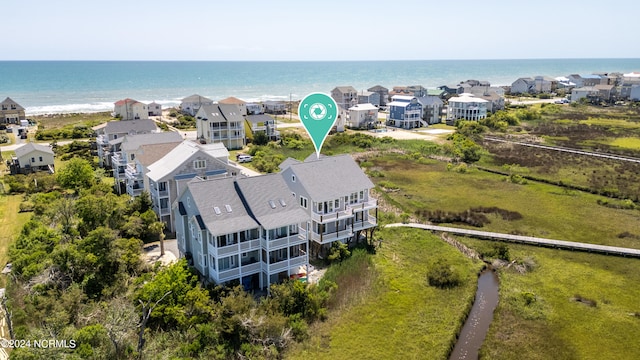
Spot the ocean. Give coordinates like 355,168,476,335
1,59,639,115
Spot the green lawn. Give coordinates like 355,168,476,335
287,227,482,359
369,154,640,249
456,238,640,360
0,194,31,285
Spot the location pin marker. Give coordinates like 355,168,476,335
298,92,339,159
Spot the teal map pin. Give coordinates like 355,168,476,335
298,93,338,158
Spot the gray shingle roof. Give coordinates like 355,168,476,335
236,174,308,230
14,142,53,158
285,154,374,201
188,178,259,236
278,157,301,171
1,97,25,111
121,131,183,152
182,94,213,103
246,114,274,125
103,119,157,135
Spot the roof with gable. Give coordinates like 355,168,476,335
236,174,308,230
198,104,244,123
333,86,357,94
102,119,158,135
146,140,230,182
114,98,145,106
416,96,444,107
283,154,374,201
449,93,489,104
137,142,182,167
368,85,388,92
219,96,247,105
14,142,54,158
187,178,259,236
182,94,213,103
1,97,25,111
246,114,275,125
121,131,183,152
278,157,302,171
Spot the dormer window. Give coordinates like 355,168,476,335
194,160,206,169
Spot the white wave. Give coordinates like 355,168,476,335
26,102,115,115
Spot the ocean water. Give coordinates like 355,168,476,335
1,59,639,115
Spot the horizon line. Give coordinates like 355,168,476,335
1,57,640,62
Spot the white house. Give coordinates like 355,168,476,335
181,94,214,116
93,119,159,168
0,97,26,124
348,103,378,129
114,98,149,121
10,143,55,174
630,85,640,101
446,93,488,124
331,86,358,109
416,96,444,125
173,174,309,290
146,141,241,231
279,154,378,258
195,104,245,150
246,103,264,115
570,87,599,103
148,102,162,116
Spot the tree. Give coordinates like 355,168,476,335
56,157,96,191
253,131,269,146
149,221,166,257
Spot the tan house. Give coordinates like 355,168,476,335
1,97,26,124
219,97,248,116
10,143,55,174
114,98,149,120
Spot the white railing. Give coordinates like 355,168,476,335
216,243,239,256
309,229,353,244
289,256,306,267
240,239,261,251
218,267,240,282
346,199,377,212
352,216,377,232
241,262,261,274
125,164,142,179
268,260,289,273
311,208,353,224
261,236,289,249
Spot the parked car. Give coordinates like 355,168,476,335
237,154,252,163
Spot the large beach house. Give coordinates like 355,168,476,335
446,93,488,124
386,95,424,129
0,97,26,124
195,103,245,150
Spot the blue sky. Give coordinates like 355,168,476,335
3,0,639,61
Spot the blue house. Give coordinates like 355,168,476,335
386,95,424,129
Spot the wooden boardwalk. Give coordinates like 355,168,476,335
386,223,640,258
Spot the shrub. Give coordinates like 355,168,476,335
427,259,462,289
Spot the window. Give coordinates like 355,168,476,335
218,255,238,271
194,159,206,169
214,206,221,215
130,154,135,161
300,196,308,209
159,182,167,192
225,204,232,213
269,200,276,209
210,255,216,270
31,157,35,163
39,156,43,162
360,190,364,201
292,174,296,182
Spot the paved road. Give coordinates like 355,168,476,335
484,137,640,164
386,223,640,258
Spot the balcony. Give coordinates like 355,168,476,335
240,239,261,251
311,208,353,224
241,262,261,274
346,199,377,212
261,236,289,250
154,205,171,216
308,228,354,244
126,183,144,197
267,259,289,273
111,153,127,167
352,215,378,232
217,267,240,282
125,164,142,180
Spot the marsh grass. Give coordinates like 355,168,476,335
370,154,640,249
454,238,640,360
287,227,482,359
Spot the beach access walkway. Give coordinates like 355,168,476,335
386,223,640,258
484,137,640,164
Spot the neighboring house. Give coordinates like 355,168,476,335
181,94,214,116
114,98,149,121
619,72,640,99
9,143,54,175
219,97,248,116
146,141,241,232
279,154,378,258
347,103,378,129
331,86,358,109
263,101,287,114
594,84,616,102
195,104,245,150
416,96,444,125
94,119,159,168
173,173,309,290
510,77,536,94
246,103,264,115
125,141,182,198
465,87,505,113
438,84,461,96
630,85,640,101
555,76,576,90
389,85,427,98
0,97,26,124
446,93,488,124
148,102,162,116
368,85,389,106
427,88,447,99
568,74,602,88
570,87,600,103
386,95,424,129
246,114,279,141
357,91,381,107
112,131,183,194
